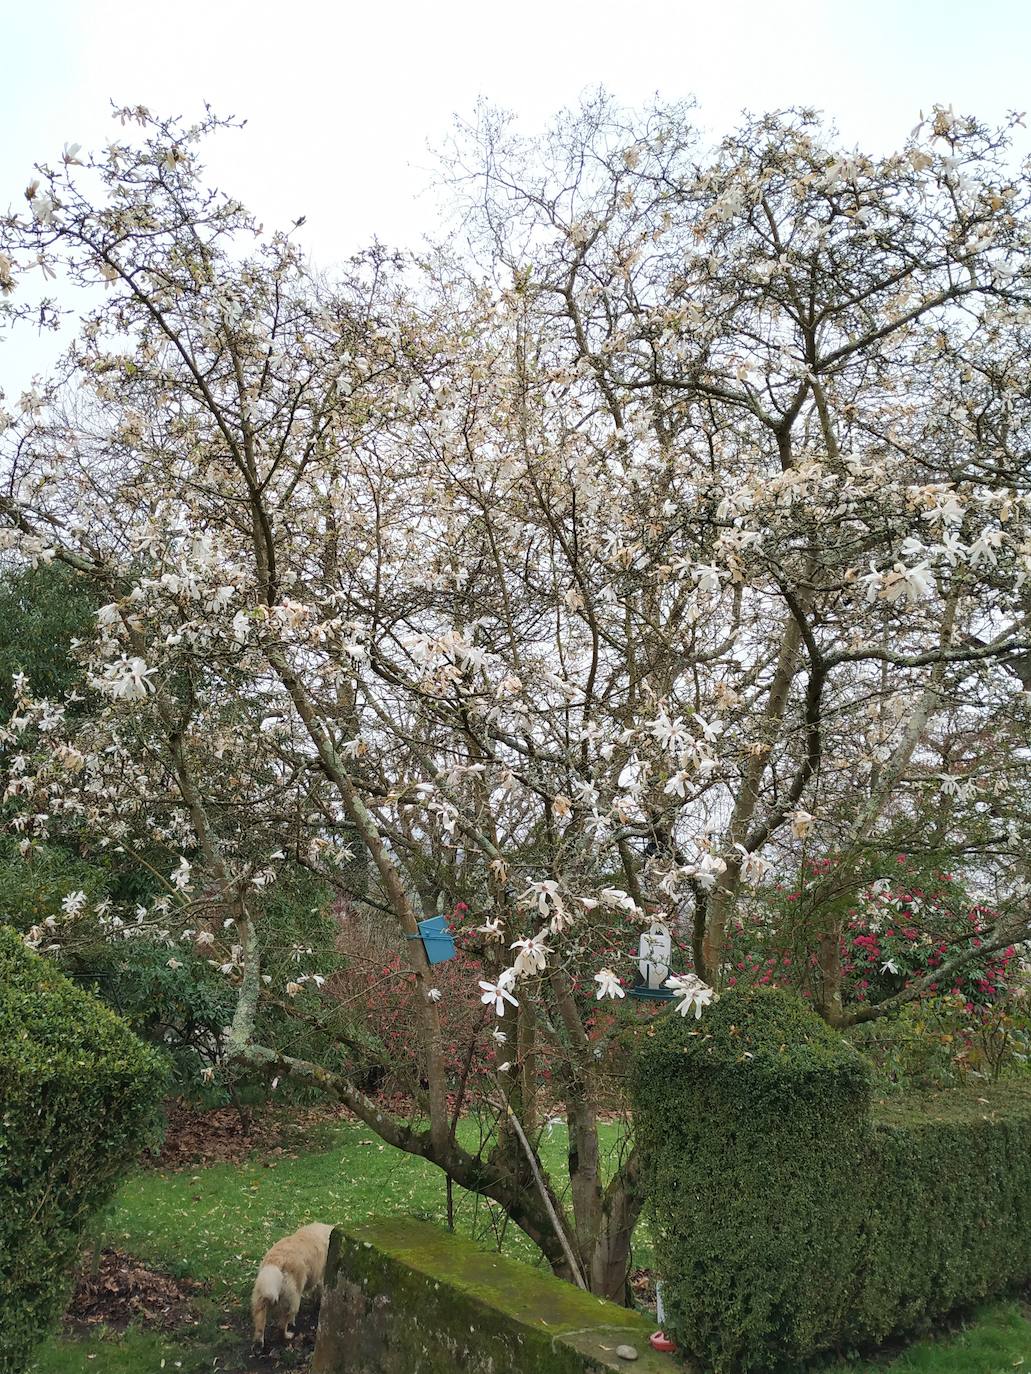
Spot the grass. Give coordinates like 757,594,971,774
33,1327,188,1374
30,1110,1031,1373
829,1302,1031,1373
89,1114,623,1298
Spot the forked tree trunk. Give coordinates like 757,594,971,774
583,1169,643,1302
565,1092,643,1302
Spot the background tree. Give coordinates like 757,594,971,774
3,98,1031,1298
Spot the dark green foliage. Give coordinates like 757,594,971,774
0,927,167,1374
0,836,108,933
0,562,97,718
632,987,1031,1372
858,1085,1031,1344
78,940,238,1103
633,988,871,1371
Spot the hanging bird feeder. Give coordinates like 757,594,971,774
627,921,675,1001
407,914,457,965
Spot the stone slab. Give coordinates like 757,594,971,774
312,1215,681,1374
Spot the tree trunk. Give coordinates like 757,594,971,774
703,610,803,978
818,923,844,1026
584,1162,643,1302
565,1089,643,1302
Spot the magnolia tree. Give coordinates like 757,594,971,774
4,98,1031,1298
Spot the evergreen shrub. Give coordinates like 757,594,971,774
633,986,1031,1371
0,926,166,1373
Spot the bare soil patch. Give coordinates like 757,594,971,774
64,1247,208,1334
146,1100,355,1170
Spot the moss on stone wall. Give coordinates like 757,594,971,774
312,1216,680,1373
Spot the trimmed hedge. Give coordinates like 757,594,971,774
0,926,167,1373
633,987,1031,1372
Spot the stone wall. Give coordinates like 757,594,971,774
312,1216,680,1373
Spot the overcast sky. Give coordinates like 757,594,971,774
3,0,1029,392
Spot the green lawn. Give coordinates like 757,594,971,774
827,1302,1031,1374
32,1112,1031,1373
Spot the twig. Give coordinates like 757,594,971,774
491,1081,588,1290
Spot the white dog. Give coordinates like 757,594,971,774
250,1222,334,1351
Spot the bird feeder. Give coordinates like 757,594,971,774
627,921,675,1001
408,914,457,965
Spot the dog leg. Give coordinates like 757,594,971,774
283,1279,302,1340
252,1302,267,1355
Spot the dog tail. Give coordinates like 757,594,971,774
251,1264,282,1346
254,1264,283,1305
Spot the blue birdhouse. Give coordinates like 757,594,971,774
414,915,456,965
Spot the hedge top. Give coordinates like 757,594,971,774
0,924,164,1081
635,984,871,1095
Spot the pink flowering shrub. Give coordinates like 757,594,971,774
326,903,494,1097
723,853,1023,1025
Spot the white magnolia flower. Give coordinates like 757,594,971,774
694,562,722,595
880,958,901,976
790,809,815,840
861,563,884,602
166,958,183,971
693,713,723,744
665,973,715,1019
479,970,519,1016
205,585,235,612
518,879,562,917
427,987,443,1003
171,857,192,891
490,1028,508,1044
31,191,57,226
733,843,769,885
510,934,549,976
649,711,688,752
594,968,626,1000
599,887,640,915
103,656,156,701
60,890,87,917
477,916,505,941
880,561,934,605
938,530,968,568
686,852,727,891
664,771,690,799
968,530,1005,568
